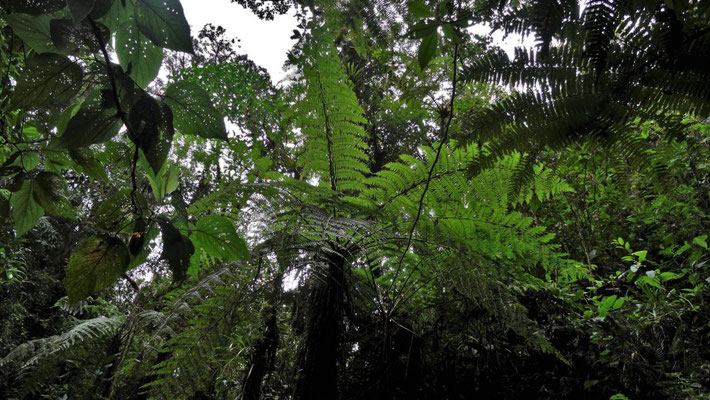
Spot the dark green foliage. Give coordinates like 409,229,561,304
1,1,710,399
134,0,193,53
459,0,710,193
64,235,130,303
164,80,228,140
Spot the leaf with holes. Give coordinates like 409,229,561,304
6,0,65,15
64,235,130,303
128,96,174,173
4,13,57,55
191,214,249,261
10,53,84,110
164,80,227,140
135,0,193,53
52,89,123,149
116,21,163,88
95,189,148,232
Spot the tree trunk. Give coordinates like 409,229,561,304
293,250,347,400
241,274,282,400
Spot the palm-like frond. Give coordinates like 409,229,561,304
295,29,370,193
461,0,710,192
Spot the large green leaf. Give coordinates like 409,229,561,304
52,89,123,149
100,0,134,32
10,180,43,237
191,214,249,261
88,0,115,19
418,30,438,70
49,18,110,55
116,21,163,88
9,53,84,110
95,189,148,232
67,0,95,22
164,81,227,140
134,0,193,53
408,1,434,18
5,0,65,14
158,218,194,281
128,96,174,173
4,13,58,54
31,171,75,218
69,148,109,182
64,235,130,303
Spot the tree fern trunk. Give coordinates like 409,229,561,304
293,250,347,400
241,274,282,400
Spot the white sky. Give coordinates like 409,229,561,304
179,0,531,84
181,0,299,83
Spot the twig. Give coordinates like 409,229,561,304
89,20,141,215
387,43,460,295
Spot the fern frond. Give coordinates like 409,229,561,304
295,29,369,194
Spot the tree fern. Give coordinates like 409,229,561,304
1,316,124,395
459,0,710,192
294,29,370,194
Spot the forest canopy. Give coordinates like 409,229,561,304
1,0,709,399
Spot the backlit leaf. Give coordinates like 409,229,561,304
10,53,84,110
164,80,227,140
135,0,193,53
417,30,438,70
10,180,43,237
191,214,249,261
5,13,57,54
64,235,130,303
52,89,123,149
116,21,163,88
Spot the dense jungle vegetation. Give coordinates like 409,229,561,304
1,0,710,398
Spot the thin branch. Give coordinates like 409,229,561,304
89,20,141,215
387,43,460,296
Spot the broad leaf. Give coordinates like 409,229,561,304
88,0,115,19
6,0,65,14
69,148,109,182
4,13,58,54
95,189,148,232
32,171,74,218
128,222,158,268
191,214,249,261
418,30,438,70
135,0,193,53
10,180,43,237
164,80,227,140
158,218,194,281
116,21,163,88
128,96,174,173
67,0,96,23
64,235,130,303
9,53,84,109
100,0,134,32
52,89,123,149
50,18,110,54
408,1,434,18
